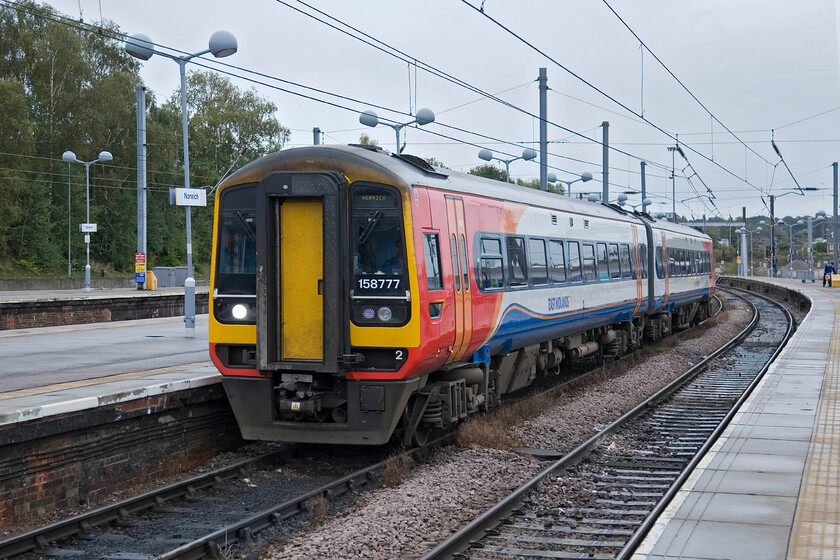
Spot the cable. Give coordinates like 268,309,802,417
460,0,766,193
599,0,771,166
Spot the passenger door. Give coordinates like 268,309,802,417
445,196,473,362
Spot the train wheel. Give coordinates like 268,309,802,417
411,425,431,447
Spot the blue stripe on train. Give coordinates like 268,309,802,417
483,287,710,357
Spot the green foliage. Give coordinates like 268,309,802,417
469,164,507,182
0,2,290,277
515,178,540,190
424,156,448,169
358,133,378,146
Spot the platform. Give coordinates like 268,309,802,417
634,278,840,560
0,313,218,426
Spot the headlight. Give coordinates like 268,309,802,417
232,304,248,320
377,307,393,321
214,297,256,324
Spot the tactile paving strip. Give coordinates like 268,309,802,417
787,292,840,559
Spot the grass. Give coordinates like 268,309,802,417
305,494,328,526
380,454,413,488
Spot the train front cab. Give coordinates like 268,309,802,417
212,169,426,445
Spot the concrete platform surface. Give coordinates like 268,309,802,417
634,278,840,560
0,314,217,427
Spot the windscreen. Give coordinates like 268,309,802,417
351,184,406,297
216,184,256,295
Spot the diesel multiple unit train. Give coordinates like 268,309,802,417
209,144,715,446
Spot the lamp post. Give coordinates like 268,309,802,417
126,30,238,338
62,150,113,292
360,108,435,154
777,219,804,261
811,212,826,280
548,171,593,197
478,148,537,184
738,225,762,277
66,161,72,278
618,196,653,212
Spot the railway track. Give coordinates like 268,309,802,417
0,443,405,559
0,295,740,560
419,288,794,560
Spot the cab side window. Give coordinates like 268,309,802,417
423,233,443,291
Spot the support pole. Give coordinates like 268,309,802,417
601,121,609,202
834,162,839,264
179,59,195,338
770,194,775,277
742,206,748,276
640,161,646,205
539,68,548,191
136,84,147,290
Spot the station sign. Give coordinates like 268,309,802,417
135,252,146,284
170,187,207,207
79,223,97,233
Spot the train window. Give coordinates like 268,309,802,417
608,243,620,279
568,242,582,283
482,238,501,254
582,244,597,282
423,233,443,291
639,243,647,279
620,244,632,279
548,240,566,283
350,184,411,327
460,234,470,291
451,234,461,292
352,185,406,284
529,238,548,285
479,236,503,290
596,243,609,281
507,236,528,287
216,184,257,296
656,246,665,279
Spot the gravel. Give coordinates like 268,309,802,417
266,301,751,560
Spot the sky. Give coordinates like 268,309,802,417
35,0,840,223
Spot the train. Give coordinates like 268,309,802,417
209,144,715,446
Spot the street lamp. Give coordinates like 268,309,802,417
777,218,804,260
563,171,593,197
360,108,435,154
125,30,238,338
62,150,113,292
478,148,537,184
618,196,653,212
738,225,762,277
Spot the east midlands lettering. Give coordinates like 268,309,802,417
547,295,571,311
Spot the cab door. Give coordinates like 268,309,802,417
445,196,473,362
255,171,346,373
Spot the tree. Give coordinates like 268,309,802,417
424,156,448,169
157,70,291,267
358,133,378,146
469,164,507,182
0,2,291,277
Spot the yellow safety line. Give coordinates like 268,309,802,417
0,361,213,401
787,290,840,559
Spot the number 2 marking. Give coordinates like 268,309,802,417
395,350,404,361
